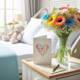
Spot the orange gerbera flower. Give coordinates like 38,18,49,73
55,16,65,26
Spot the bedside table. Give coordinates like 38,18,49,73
22,58,80,80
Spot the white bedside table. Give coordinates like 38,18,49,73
22,58,80,80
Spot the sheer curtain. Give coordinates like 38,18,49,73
24,0,40,22
0,0,25,32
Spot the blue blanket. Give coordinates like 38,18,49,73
0,43,19,80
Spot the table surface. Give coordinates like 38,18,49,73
22,57,80,79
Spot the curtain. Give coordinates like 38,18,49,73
0,0,26,33
24,0,40,22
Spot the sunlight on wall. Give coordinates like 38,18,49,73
39,0,80,12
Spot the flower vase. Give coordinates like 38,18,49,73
56,33,70,66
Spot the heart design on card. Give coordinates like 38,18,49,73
36,42,49,56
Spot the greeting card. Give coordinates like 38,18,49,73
33,36,51,65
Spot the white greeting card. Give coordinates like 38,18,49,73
33,36,51,65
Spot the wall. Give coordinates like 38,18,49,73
39,0,80,10
39,0,54,12
39,0,50,9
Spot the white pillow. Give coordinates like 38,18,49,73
22,17,42,44
34,27,47,37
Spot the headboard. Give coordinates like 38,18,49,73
71,35,80,59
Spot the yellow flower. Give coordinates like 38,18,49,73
47,14,57,26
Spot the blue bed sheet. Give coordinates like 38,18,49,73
0,43,19,80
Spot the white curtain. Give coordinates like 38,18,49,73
24,0,40,22
0,0,25,32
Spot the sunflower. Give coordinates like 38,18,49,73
47,14,57,26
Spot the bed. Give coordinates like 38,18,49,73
0,42,19,80
0,9,45,75
0,40,33,73
0,9,44,74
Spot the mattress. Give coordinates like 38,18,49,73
0,41,33,72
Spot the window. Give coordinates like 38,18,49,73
0,0,25,32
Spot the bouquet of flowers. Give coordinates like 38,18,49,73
42,6,80,63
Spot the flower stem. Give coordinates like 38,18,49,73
56,34,68,63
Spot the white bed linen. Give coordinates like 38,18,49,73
0,41,33,72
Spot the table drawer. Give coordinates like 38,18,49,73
31,69,48,80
